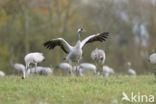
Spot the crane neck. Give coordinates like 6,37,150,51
77,32,81,41
75,40,81,50
128,66,131,69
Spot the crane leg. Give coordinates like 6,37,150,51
69,60,74,76
35,63,37,74
76,60,80,77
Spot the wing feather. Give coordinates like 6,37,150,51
43,38,73,54
80,32,109,48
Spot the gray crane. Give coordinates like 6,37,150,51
43,28,109,75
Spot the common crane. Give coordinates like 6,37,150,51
102,65,114,77
43,28,109,75
23,52,45,79
127,62,136,76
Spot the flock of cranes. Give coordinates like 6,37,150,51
13,60,53,79
56,62,97,76
0,28,155,78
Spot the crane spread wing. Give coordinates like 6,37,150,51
80,32,109,48
43,38,73,54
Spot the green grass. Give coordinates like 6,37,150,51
0,75,156,104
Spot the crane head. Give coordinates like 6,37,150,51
127,61,131,66
77,28,85,33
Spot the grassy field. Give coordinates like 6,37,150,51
0,75,156,104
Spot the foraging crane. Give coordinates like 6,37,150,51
27,66,53,76
102,65,114,77
76,63,97,76
149,53,156,77
149,53,156,64
127,62,136,76
0,71,5,77
43,28,109,75
55,62,73,75
23,52,45,79
13,63,25,75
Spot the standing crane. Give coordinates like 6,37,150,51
43,28,109,75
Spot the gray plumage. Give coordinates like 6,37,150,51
43,28,109,63
0,71,5,77
27,66,53,76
